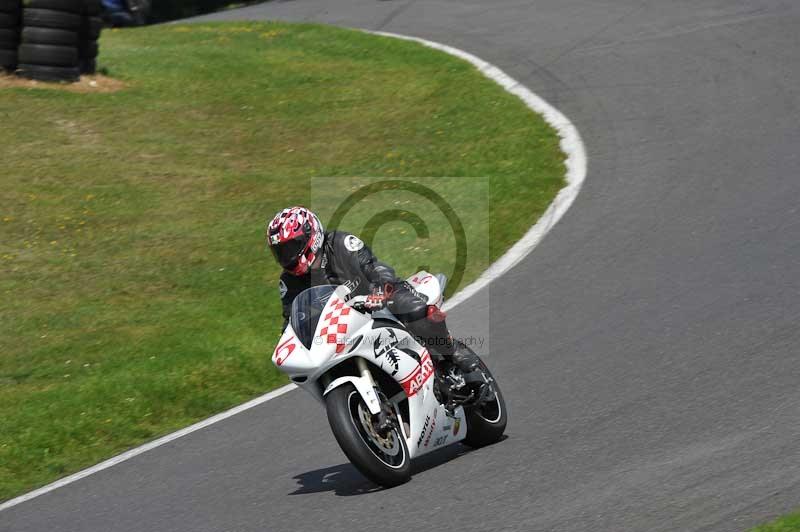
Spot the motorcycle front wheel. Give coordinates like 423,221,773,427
325,383,411,487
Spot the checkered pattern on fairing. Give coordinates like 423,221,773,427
318,298,352,353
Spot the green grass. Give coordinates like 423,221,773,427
751,513,800,532
0,21,565,500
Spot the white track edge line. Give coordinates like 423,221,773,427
0,30,587,512
369,32,589,310
0,383,298,511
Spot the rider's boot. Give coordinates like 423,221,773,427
408,315,480,374
412,315,495,407
451,341,481,372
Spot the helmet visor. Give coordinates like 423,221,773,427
270,236,307,270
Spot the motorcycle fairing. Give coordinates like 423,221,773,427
345,320,467,459
406,271,443,307
272,282,467,459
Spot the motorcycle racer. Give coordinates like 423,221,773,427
266,206,480,374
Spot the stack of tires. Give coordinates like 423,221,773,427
0,0,20,71
18,0,87,81
78,0,100,74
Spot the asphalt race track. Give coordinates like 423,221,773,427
4,2,800,531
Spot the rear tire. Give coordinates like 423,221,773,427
22,8,81,30
325,383,411,487
0,0,20,14
78,39,97,58
78,56,94,74
84,0,101,16
0,10,18,26
81,16,101,40
0,47,16,67
21,0,83,13
462,354,508,448
0,28,17,46
18,43,77,66
21,26,77,45
17,62,79,81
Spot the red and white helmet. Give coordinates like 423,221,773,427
266,206,325,276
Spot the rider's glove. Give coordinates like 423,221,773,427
364,285,387,311
364,283,394,311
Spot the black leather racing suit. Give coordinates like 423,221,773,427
279,230,454,356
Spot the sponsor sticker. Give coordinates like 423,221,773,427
423,418,437,447
311,230,324,252
400,351,434,397
344,234,365,252
342,278,360,295
278,279,288,298
416,415,431,447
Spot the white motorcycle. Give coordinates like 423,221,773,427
271,272,507,487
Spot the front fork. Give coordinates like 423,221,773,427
356,358,397,436
355,357,374,386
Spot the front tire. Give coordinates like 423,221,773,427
463,355,508,448
325,383,411,487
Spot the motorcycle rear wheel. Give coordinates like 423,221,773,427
463,354,508,448
326,383,411,487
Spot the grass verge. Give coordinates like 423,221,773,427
751,513,800,532
0,21,565,500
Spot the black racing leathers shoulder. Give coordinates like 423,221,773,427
278,231,397,325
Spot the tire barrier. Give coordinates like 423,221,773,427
78,1,100,74
0,0,104,81
0,0,20,70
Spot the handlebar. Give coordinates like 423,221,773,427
347,283,394,313
348,295,369,313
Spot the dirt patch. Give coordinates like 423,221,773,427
0,73,127,93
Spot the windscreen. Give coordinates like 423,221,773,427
290,285,337,349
